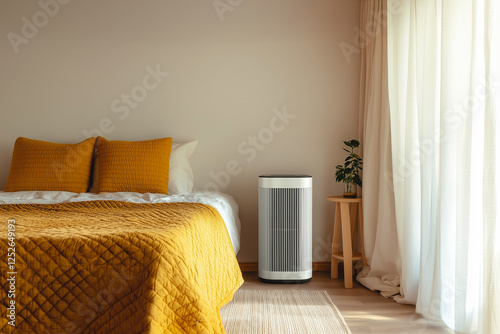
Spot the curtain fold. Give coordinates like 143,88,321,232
481,3,500,333
356,0,402,299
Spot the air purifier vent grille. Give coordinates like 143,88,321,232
258,175,312,282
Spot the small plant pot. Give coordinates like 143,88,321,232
343,182,357,198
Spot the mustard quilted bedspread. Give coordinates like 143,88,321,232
0,201,243,333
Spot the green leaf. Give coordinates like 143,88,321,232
353,175,362,187
344,139,360,148
349,139,360,148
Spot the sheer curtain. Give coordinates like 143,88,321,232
387,0,500,332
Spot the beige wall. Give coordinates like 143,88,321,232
0,0,360,262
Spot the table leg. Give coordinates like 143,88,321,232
358,201,367,266
340,202,353,288
350,203,358,247
331,202,341,279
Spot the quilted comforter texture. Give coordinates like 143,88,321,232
0,201,243,333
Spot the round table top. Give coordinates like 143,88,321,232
326,196,362,203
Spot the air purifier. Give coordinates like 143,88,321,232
258,174,312,283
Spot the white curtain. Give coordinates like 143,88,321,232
386,0,500,332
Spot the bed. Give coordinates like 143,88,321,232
0,137,244,333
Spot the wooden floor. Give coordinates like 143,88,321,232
240,271,454,334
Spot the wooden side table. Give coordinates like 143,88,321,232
327,196,367,288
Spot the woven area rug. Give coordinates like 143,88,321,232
220,289,352,334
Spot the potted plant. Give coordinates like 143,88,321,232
335,139,363,198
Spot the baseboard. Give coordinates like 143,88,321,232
238,262,258,272
238,262,331,273
312,261,331,272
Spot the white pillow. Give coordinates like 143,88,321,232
168,140,198,194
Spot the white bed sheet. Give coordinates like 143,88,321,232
0,191,241,254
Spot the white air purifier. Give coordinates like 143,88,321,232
258,175,312,283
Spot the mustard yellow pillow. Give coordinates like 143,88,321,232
95,136,173,194
4,137,96,192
